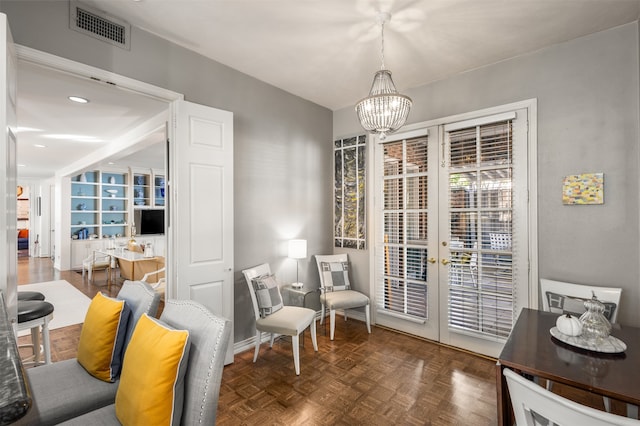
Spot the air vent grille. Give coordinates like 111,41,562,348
69,1,131,50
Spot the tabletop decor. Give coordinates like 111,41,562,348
579,292,612,341
550,327,626,353
550,292,624,353
555,313,582,336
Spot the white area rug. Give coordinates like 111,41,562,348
18,280,91,336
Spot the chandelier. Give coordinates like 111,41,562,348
356,12,412,140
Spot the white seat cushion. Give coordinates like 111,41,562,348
256,306,315,335
321,290,369,310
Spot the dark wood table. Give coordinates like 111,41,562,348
496,308,640,426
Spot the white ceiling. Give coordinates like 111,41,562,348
17,0,640,179
17,60,167,179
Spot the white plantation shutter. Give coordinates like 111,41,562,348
446,118,517,339
377,136,430,320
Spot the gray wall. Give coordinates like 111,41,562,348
335,22,640,327
1,2,333,344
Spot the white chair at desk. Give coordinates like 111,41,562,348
82,251,111,285
141,266,166,298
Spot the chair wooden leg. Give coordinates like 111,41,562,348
310,318,318,352
253,330,261,362
292,334,300,375
330,309,336,340
270,333,275,347
365,304,371,334
320,304,325,324
628,404,639,419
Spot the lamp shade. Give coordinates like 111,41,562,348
288,239,307,259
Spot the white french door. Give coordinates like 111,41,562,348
374,128,440,340
374,104,533,357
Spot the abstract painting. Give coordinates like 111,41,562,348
562,172,604,205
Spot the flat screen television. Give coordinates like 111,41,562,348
135,209,165,235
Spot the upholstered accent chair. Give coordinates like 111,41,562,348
17,280,161,426
242,263,318,375
315,253,371,340
57,299,231,425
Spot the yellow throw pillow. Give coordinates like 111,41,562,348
115,314,190,426
77,292,130,382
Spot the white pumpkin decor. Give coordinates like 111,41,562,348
556,313,583,337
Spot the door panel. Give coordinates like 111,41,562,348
0,13,17,325
171,100,234,364
374,128,440,340
438,109,529,357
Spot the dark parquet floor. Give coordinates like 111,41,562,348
17,256,623,425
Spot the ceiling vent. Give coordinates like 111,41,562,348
69,1,131,50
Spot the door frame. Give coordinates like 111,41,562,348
369,99,539,349
15,45,182,272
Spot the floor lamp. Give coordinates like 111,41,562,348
288,239,307,288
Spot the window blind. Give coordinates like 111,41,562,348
447,120,515,339
378,136,429,320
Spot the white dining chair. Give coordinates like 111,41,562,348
540,278,631,415
504,368,639,425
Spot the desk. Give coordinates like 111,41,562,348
497,308,640,425
98,249,161,285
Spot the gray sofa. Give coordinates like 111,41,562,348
57,299,231,425
16,280,161,426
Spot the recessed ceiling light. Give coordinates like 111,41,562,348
16,126,42,133
43,134,102,143
68,96,89,104
34,144,46,148
17,164,26,167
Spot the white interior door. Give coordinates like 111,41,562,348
170,100,234,364
0,13,17,324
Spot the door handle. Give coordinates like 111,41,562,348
428,257,437,264
441,259,450,265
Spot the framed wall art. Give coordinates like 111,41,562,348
562,172,604,205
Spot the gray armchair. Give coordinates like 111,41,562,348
17,280,161,426
57,299,231,425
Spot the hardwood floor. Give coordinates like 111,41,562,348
17,256,625,425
